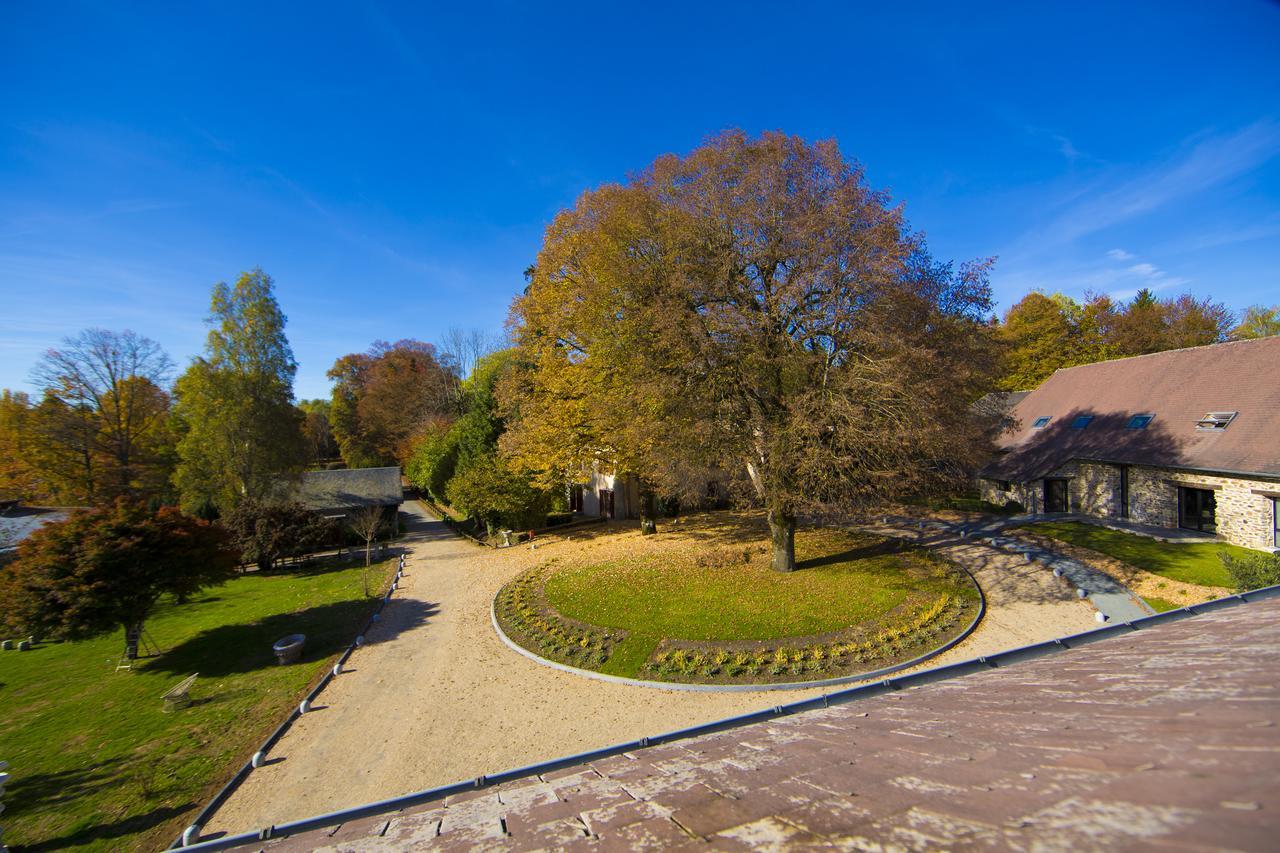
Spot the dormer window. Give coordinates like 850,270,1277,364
1032,416,1051,429
1196,411,1237,431
1127,414,1153,430
1070,415,1094,429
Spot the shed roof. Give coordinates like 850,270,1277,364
225,593,1280,851
0,507,72,553
984,336,1280,481
288,467,403,512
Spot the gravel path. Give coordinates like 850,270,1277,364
203,505,1097,838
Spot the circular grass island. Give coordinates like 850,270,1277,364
493,524,981,688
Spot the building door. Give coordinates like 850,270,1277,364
1178,487,1217,533
1044,479,1069,513
569,484,583,513
599,488,614,519
1117,465,1130,518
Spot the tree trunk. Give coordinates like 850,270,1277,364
639,481,657,535
767,508,796,572
364,537,373,567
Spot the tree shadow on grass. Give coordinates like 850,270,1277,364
796,538,910,570
21,803,196,852
143,598,438,678
4,758,196,852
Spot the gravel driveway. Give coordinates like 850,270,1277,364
203,505,1096,837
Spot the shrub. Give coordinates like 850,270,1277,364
1221,551,1280,592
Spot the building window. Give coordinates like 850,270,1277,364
1178,487,1216,533
1118,465,1129,519
997,480,1011,492
1032,416,1051,429
1274,499,1279,549
1127,414,1154,430
1070,415,1094,429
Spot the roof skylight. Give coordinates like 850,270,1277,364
1127,414,1153,430
1196,411,1238,431
1070,415,1094,429
1032,416,1051,429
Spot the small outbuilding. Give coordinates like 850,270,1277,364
286,466,404,526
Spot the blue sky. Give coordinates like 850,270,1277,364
2,2,1278,399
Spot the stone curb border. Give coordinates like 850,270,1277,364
489,566,985,693
173,553,408,849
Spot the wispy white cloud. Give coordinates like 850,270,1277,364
1031,120,1280,247
994,120,1279,310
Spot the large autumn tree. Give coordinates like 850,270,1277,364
30,328,176,501
503,130,999,571
327,339,457,468
0,501,238,658
172,269,308,511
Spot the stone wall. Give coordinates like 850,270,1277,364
980,463,1279,551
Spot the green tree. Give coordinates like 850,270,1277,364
0,501,239,658
503,130,997,571
445,454,552,535
173,269,307,511
1233,304,1280,339
298,398,339,464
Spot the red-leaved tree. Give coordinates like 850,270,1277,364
0,501,239,658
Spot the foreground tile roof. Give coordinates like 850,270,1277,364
238,596,1280,851
984,335,1280,480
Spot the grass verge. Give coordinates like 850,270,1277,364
0,556,394,852
1022,521,1252,587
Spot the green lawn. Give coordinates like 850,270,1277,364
1024,521,1254,588
1143,596,1184,613
531,528,978,680
0,557,394,852
545,530,965,641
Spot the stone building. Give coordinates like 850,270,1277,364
979,336,1280,551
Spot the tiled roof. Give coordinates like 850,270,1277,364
233,594,1280,851
287,467,404,512
0,507,71,553
984,336,1280,481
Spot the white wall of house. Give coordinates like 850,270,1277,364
581,464,641,519
981,464,1279,551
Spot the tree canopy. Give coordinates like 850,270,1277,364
1233,304,1280,340
173,269,308,511
502,130,999,570
995,287,1236,390
407,349,555,533
0,501,238,656
327,339,457,468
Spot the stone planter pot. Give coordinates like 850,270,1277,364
272,633,306,665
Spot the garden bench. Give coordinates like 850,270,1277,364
162,673,198,712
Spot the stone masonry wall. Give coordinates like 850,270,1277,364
980,463,1279,551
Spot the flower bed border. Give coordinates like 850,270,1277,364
490,565,985,693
